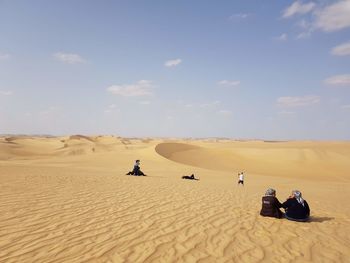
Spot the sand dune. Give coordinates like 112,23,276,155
156,141,350,180
0,136,349,262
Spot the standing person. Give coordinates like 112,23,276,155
260,188,283,218
282,190,310,222
238,172,244,186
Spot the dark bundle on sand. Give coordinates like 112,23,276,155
182,174,199,180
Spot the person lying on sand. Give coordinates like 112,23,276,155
126,160,147,176
182,174,199,180
260,188,284,218
282,190,310,222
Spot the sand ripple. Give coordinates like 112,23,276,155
0,137,349,262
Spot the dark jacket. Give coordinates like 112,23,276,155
282,198,310,220
132,165,140,175
260,196,283,218
131,165,145,176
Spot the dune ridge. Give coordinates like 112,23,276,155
0,136,349,262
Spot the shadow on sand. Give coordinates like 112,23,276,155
308,216,334,223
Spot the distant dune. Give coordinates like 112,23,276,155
0,136,349,262
156,141,350,180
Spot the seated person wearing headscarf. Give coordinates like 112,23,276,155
126,160,146,176
282,190,310,222
260,188,283,218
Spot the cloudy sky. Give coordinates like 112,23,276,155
1,0,350,139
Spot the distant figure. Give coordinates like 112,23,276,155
182,174,199,180
260,188,284,218
282,190,310,222
238,172,244,186
126,160,146,176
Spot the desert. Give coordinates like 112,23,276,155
2,0,350,262
1,135,349,262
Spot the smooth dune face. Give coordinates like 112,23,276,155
155,142,201,158
1,136,350,262
156,141,350,180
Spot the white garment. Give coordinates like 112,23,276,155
239,173,244,181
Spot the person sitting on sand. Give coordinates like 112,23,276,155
260,188,283,218
182,174,199,180
282,190,310,222
126,160,146,176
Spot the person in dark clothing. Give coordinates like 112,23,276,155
260,188,284,218
282,190,310,222
126,160,146,176
182,174,199,180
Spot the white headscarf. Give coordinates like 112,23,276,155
292,190,305,206
265,188,276,196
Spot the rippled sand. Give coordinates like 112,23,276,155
1,136,349,262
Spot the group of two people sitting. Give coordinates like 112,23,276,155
260,188,310,222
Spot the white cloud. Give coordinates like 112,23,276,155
185,104,193,108
277,33,288,41
282,1,316,18
277,95,320,107
341,104,350,109
229,13,250,20
0,53,11,60
296,19,314,39
297,31,312,39
314,0,350,32
218,80,240,87
139,101,151,105
200,100,221,108
298,19,310,29
107,80,154,96
324,74,350,86
0,90,13,96
284,1,350,39
331,41,350,56
218,110,232,116
104,104,120,114
53,52,86,64
164,59,182,67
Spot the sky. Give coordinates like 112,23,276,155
0,0,350,140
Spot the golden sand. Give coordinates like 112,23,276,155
0,135,349,262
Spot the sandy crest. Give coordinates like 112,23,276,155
0,136,349,262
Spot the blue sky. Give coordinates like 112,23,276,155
1,0,350,139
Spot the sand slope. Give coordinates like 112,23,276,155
0,136,349,262
155,141,350,180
